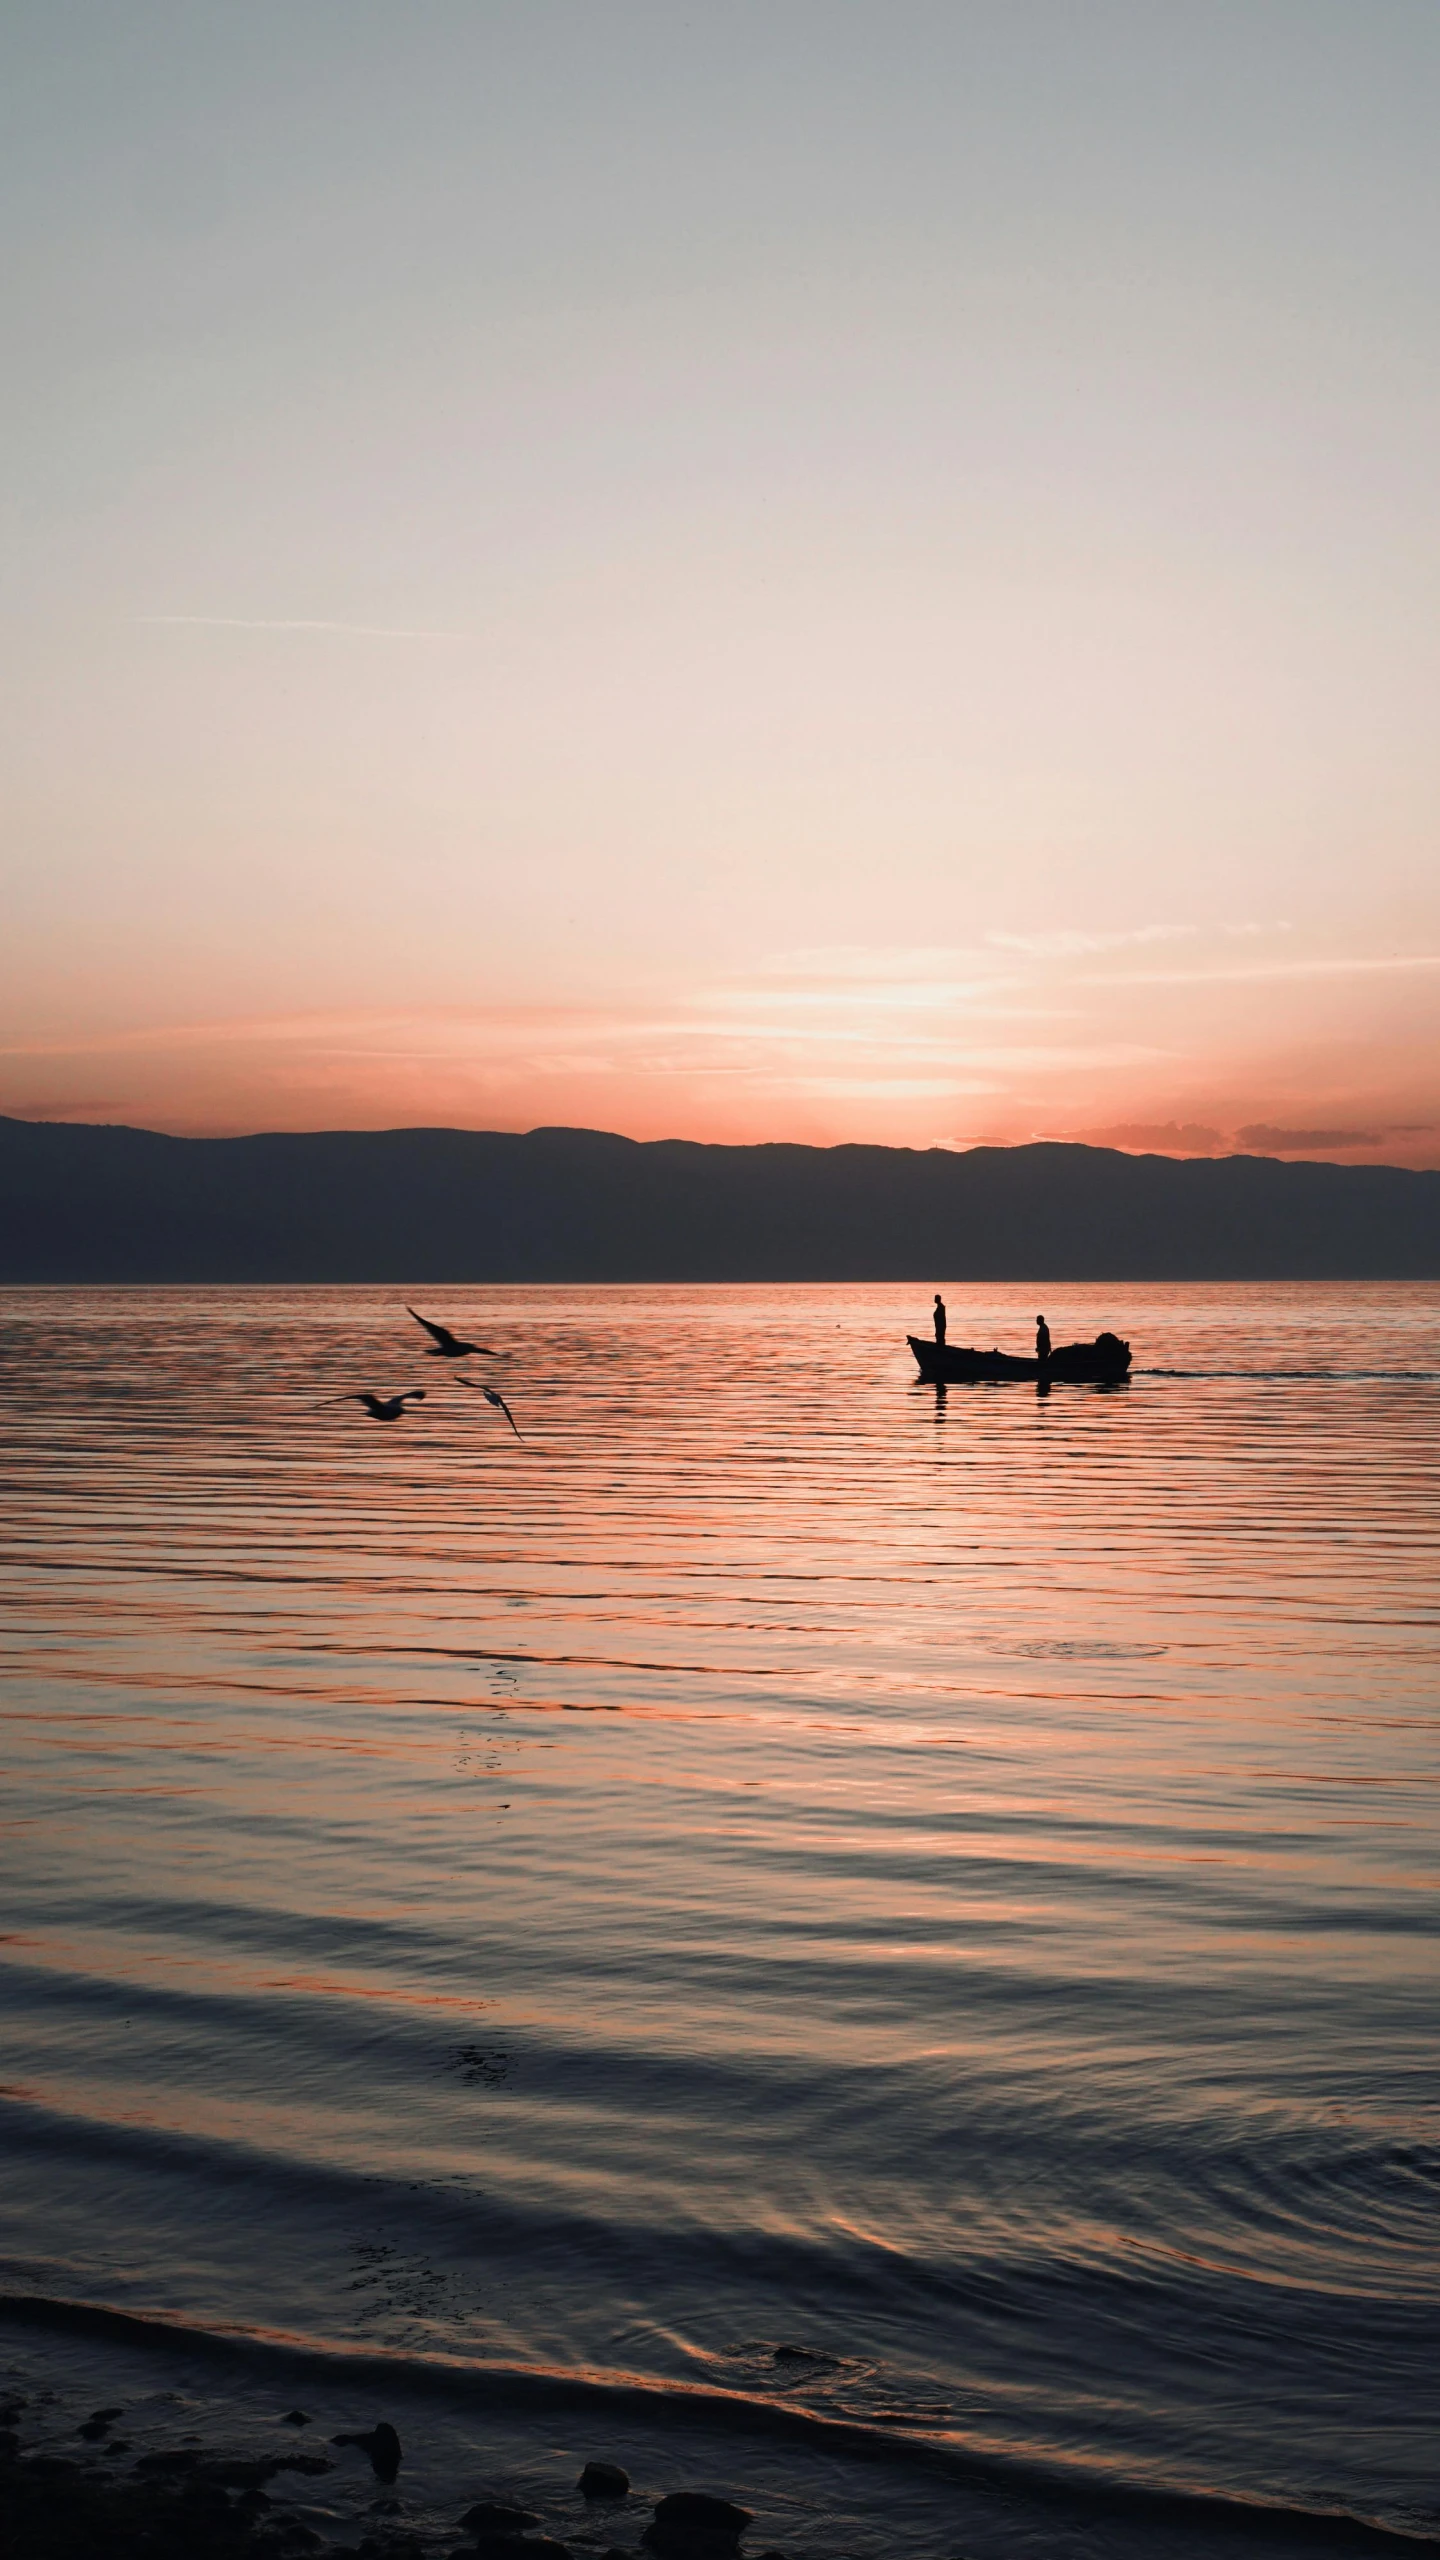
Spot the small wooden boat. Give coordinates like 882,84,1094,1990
908,1330,1132,1383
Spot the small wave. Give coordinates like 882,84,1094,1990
2,2290,1436,2552
988,1639,1169,1659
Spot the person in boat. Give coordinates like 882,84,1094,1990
933,1293,947,1346
1035,1313,1051,1364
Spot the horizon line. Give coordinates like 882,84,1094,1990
1,1108,1434,1176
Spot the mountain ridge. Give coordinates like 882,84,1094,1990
1,1113,1437,1280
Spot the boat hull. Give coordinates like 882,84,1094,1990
908,1333,1132,1383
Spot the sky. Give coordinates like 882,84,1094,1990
2,2,1438,1162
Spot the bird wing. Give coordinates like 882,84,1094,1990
407,1306,454,1350
455,1378,523,1437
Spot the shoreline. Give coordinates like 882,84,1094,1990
3,2307,1434,2560
0,2380,780,2560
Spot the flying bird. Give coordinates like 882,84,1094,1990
456,1378,524,1439
330,1390,427,1422
407,1307,499,1359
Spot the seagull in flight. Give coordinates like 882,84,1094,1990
330,1389,427,1423
456,1378,524,1439
407,1307,500,1359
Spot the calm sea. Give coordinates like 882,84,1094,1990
0,1284,1435,2558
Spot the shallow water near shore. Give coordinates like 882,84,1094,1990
0,1282,1436,2556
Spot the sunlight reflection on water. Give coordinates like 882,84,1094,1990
0,1284,1436,2556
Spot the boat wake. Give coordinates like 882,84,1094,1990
1138,1368,1440,1381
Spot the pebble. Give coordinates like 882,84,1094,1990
332,2420,403,2482
469,2541,570,2560
78,2406,125,2439
458,2541,571,2560
642,2490,756,2560
578,2461,630,2500
650,2491,752,2535
457,2499,540,2534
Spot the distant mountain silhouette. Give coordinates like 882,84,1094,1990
2,1115,1438,1281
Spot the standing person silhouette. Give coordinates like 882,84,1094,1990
933,1293,947,1346
1035,1313,1051,1365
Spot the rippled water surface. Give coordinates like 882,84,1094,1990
1,1284,1436,2556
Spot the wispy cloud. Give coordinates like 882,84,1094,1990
986,924,1197,959
1091,951,1440,988
776,1075,1000,1101
705,981,1033,1015
752,928,1440,1004
137,616,471,640
1235,1122,1386,1151
759,926,1298,984
759,944,997,981
1032,1114,1440,1160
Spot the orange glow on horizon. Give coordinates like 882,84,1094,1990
4,934,1437,1167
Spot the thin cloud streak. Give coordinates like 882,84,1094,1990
1089,953,1440,988
772,923,1291,974
137,616,473,640
986,924,1198,958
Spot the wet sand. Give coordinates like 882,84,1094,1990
0,2348,786,2560
0,2393,771,2560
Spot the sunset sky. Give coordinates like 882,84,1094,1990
2,3,1438,1161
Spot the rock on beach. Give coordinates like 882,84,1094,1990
642,2489,754,2558
332,2419,403,2482
578,2459,630,2499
